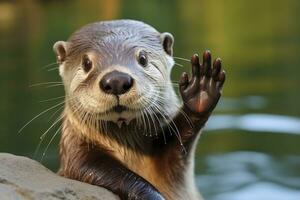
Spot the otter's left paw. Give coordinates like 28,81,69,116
179,50,226,116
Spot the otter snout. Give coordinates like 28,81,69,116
100,71,134,96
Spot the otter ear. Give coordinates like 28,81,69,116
160,32,174,56
53,41,68,64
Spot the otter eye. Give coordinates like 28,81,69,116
82,56,92,72
138,51,148,67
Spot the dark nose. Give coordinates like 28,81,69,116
100,71,134,95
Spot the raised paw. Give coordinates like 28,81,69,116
179,50,226,116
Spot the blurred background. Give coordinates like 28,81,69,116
0,0,299,199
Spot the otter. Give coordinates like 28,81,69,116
53,20,225,200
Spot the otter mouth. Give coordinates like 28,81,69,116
107,105,133,128
111,105,128,113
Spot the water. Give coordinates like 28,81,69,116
0,1,299,199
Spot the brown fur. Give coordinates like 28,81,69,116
54,20,226,200
59,105,186,199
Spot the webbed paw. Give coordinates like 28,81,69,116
179,50,226,116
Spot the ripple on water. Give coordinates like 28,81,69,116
196,151,300,200
205,114,300,135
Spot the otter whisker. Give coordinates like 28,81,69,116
34,112,64,159
80,109,88,125
29,81,63,87
18,101,66,134
155,92,194,129
99,119,106,137
92,115,98,142
134,111,141,130
142,101,154,137
42,62,58,70
39,95,66,103
174,62,184,67
137,84,153,136
136,101,148,134
103,99,110,134
144,106,157,137
48,105,65,121
141,97,168,143
138,111,144,131
86,113,93,145
39,114,64,141
78,83,89,87
142,108,151,137
147,106,165,138
175,108,193,130
148,95,185,151
176,106,194,129
40,125,62,163
47,67,59,72
140,109,148,134
142,107,153,137
45,84,64,88
69,102,92,142
28,97,77,157
173,56,190,62
138,95,160,130
139,90,164,137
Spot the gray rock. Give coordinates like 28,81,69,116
0,153,119,200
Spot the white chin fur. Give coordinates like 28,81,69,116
100,111,137,124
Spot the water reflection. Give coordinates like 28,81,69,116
218,96,268,111
196,151,300,200
206,114,300,134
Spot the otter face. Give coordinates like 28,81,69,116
53,20,178,129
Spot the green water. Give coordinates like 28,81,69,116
0,1,300,199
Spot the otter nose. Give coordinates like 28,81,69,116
100,71,133,95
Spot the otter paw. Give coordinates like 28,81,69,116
179,50,226,115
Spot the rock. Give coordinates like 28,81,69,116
0,153,119,200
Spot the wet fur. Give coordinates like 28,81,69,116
59,104,202,200
55,20,225,200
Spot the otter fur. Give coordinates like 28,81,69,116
53,20,226,200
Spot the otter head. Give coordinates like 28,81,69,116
53,20,178,132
